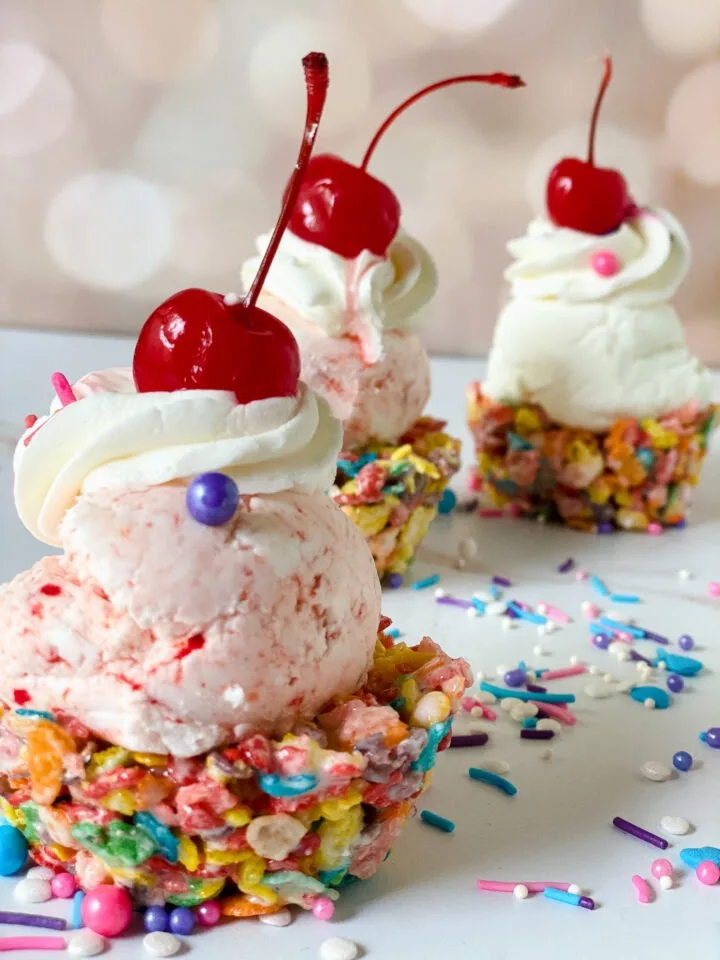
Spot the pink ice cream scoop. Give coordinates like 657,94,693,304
0,484,380,757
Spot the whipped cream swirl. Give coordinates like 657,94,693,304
485,208,713,430
240,229,437,363
15,368,341,546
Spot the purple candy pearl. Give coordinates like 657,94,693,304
667,674,684,693
196,900,221,927
504,668,527,688
597,522,614,534
144,905,168,933
186,472,239,526
169,907,195,936
387,573,404,589
593,632,611,650
678,634,695,651
705,728,720,749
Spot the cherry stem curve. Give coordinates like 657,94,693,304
587,55,612,167
244,52,329,312
360,72,525,172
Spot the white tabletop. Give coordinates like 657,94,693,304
1,328,719,960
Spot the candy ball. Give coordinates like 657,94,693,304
705,727,720,749
592,633,611,650
168,907,195,936
196,899,221,927
312,896,335,921
437,489,457,515
696,861,720,886
590,251,620,276
678,634,695,651
387,573,403,589
144,905,169,933
673,751,693,772
504,668,526,688
667,674,684,693
51,871,78,899
81,885,133,937
651,858,673,879
186,473,239,526
0,825,28,876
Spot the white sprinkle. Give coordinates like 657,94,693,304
434,588,446,599
26,866,54,880
466,607,479,618
644,698,656,710
608,611,632,624
603,673,615,684
641,760,672,782
475,670,485,683
476,691,497,704
68,931,106,958
510,702,538,722
540,748,553,761
659,875,673,889
14,878,51,904
260,907,293,926
500,697,522,713
660,815,691,836
536,719,562,735
543,620,558,635
589,665,601,675
458,537,478,560
223,685,246,707
636,661,648,673
481,758,510,775
580,601,593,613
533,645,546,656
616,648,631,662
320,937,360,960
616,679,635,693
569,655,579,666
513,884,529,900
567,884,582,896
584,681,611,699
526,670,537,682
537,603,548,615
678,569,692,581
143,932,181,957
223,292,240,305
608,642,627,657
486,601,507,616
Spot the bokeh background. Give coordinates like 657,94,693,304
0,0,719,361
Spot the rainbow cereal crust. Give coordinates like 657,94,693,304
0,624,470,914
333,418,461,577
467,383,717,533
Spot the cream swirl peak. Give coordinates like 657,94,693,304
240,229,438,364
15,368,341,546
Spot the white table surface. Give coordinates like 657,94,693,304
1,328,719,960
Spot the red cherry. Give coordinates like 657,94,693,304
289,72,525,259
133,53,329,403
546,56,634,235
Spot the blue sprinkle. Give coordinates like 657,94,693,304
135,811,179,864
385,628,401,638
356,452,377,468
471,597,486,615
258,773,318,797
411,574,440,591
598,617,645,638
412,718,452,773
590,575,610,597
654,649,703,677
629,685,671,709
437,489,457,515
420,810,455,833
609,594,641,604
507,601,547,625
336,459,359,477
521,717,537,729
680,846,720,869
468,767,517,796
489,583,501,600
700,731,708,742
480,681,575,705
14,709,55,721
318,868,348,887
71,891,84,930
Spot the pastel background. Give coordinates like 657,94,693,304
0,0,718,362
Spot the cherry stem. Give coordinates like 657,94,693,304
360,72,525,171
587,55,612,167
244,52,329,312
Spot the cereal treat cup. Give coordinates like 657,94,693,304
333,418,461,578
468,384,716,532
0,626,470,911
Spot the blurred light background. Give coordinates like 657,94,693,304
0,0,718,361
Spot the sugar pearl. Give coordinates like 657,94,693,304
536,719,562,735
540,749,553,761
67,931,106,958
603,674,615,684
222,292,240,306
481,759,510,775
466,607,479,618
14,878,52,903
533,645,547,656
591,250,620,276
320,937,360,960
644,698,656,710
434,588,446,599
537,603,548,615
260,908,293,927
567,884,582,896
678,569,692,581
569,655,579,666
589,665,601,676
513,884,529,900
143,933,181,958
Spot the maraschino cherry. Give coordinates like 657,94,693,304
546,56,635,236
288,71,525,259
133,53,330,404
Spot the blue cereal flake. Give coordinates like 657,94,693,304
680,846,720,869
134,811,179,864
412,718,452,773
258,773,318,797
654,649,704,677
629,686,671,709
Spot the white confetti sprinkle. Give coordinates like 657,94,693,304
260,907,293,926
616,648,631,662
68,931,106,958
584,681,611,699
533,644,546,656
657,661,668,672
500,697,522,713
14,878,52,903
536,719,562,734
641,760,672,782
537,603,548,615
513,884,529,899
143,932,181,957
486,601,507,616
543,620,557,634
569,655,579,666
320,937,360,960
603,673,616,684
466,607,479,618
660,815,691,836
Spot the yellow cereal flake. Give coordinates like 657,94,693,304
177,834,200,872
131,752,167,768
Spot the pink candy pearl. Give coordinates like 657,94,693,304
591,251,620,277
196,899,221,927
81,885,133,937
311,896,335,921
651,858,673,879
708,581,720,597
647,522,663,536
50,872,77,899
696,861,720,886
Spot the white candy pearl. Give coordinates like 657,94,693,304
14,878,52,903
466,607,479,618
678,569,692,580
320,937,360,960
434,588,446,598
589,665,600,675
67,931,106,958
660,875,673,890
143,933,181,957
260,907,293,926
533,645,546,656
513,884,529,899
536,719,562,735
567,884,582,896
501,616,515,631
584,682,611,699
486,601,506,616
644,698,656,710
543,620,557,634
482,759,510,775
660,815,691,836
540,748,553,761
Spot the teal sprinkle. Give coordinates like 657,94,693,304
636,447,655,469
412,717,452,773
356,453,378,467
420,810,455,833
338,873,361,889
629,685,671,709
336,459,359,477
521,717,537,729
134,811,179,864
262,871,329,893
654,649,703,677
14,709,55,721
71,891,84,930
480,681,575,705
318,868,348,887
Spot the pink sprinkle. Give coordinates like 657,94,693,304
462,697,483,713
708,582,720,597
478,703,497,721
615,631,633,643
50,373,76,407
532,701,576,726
575,570,589,581
631,875,651,904
0,939,65,952
541,664,587,681
583,604,601,619
477,880,572,894
647,522,662,536
478,508,504,518
543,604,571,624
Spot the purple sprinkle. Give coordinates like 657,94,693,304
0,913,67,931
612,816,668,849
526,683,547,694
628,650,653,665
450,734,489,748
436,595,473,609
557,557,575,573
643,630,669,645
504,606,520,619
504,669,527,688
492,576,512,587
579,897,595,910
678,634,695,651
520,729,555,740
